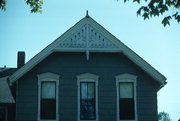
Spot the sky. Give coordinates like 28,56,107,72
0,0,180,120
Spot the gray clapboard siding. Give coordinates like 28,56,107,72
16,52,160,121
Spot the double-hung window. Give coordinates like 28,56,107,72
37,72,59,121
77,73,99,121
116,74,137,121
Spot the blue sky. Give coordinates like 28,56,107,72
0,0,180,120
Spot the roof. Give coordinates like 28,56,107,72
9,15,166,85
0,76,15,104
0,68,17,78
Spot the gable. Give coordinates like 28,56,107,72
9,15,166,85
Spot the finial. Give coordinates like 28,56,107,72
86,10,89,17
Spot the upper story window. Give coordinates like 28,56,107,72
116,73,137,121
77,73,99,121
37,72,60,121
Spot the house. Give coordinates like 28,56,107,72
0,13,167,121
0,68,16,121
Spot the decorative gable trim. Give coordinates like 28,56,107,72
9,15,166,85
56,24,119,50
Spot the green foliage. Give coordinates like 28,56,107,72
158,111,172,121
0,0,6,11
0,0,43,13
25,0,43,13
122,0,180,26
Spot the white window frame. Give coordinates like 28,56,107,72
77,73,99,121
115,73,138,121
37,72,60,121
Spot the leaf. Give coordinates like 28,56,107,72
137,7,143,16
124,0,128,3
162,16,171,26
143,12,149,20
143,6,149,12
173,12,178,18
176,15,180,23
133,0,140,4
162,5,168,11
25,0,43,13
175,0,180,8
0,0,6,11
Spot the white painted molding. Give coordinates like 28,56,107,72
77,73,99,81
115,73,137,82
37,72,60,121
116,73,138,121
37,72,60,81
77,73,99,121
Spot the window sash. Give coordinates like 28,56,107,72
120,82,133,99
40,99,56,120
40,81,56,120
41,82,56,99
80,82,96,120
119,82,135,120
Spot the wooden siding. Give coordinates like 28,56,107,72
16,52,160,121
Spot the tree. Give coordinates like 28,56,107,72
122,0,180,26
0,0,43,13
0,0,179,26
158,111,172,121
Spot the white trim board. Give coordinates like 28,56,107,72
9,15,166,85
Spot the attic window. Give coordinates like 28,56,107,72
80,82,96,120
41,82,56,119
119,82,134,120
37,72,59,121
77,73,99,121
116,74,137,121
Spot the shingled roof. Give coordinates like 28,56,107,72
0,76,15,104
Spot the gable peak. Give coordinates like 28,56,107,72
86,10,89,17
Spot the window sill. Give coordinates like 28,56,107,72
38,119,58,121
79,120,98,121
118,120,137,121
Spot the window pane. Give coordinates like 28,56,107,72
81,83,88,99
88,83,95,99
120,82,133,98
41,99,56,119
41,82,56,99
120,98,135,120
80,82,96,120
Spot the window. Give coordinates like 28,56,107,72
116,74,137,121
41,82,56,119
0,107,7,121
77,73,99,121
80,82,96,120
37,72,59,121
